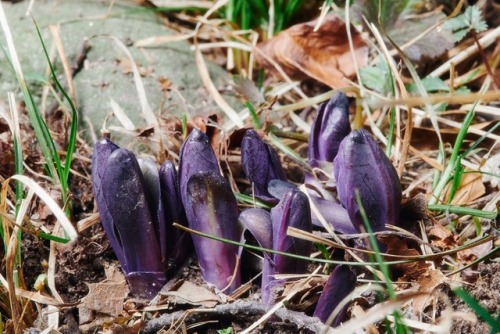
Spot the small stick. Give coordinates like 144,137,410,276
141,299,330,333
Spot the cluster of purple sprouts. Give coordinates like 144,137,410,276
91,92,402,327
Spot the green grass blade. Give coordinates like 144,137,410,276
267,132,309,169
462,122,500,157
8,93,24,283
32,16,78,192
234,192,272,209
356,191,409,333
447,163,465,204
447,121,499,204
454,287,500,332
385,107,396,157
244,101,261,129
355,191,395,297
0,6,61,185
173,223,424,267
428,204,497,219
429,100,480,205
37,233,71,244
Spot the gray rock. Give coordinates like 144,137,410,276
0,0,241,145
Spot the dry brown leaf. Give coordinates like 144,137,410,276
457,240,493,264
412,269,447,314
255,14,368,89
350,304,380,334
445,170,486,205
281,276,324,311
382,235,430,281
428,224,456,249
79,267,129,317
101,320,144,334
410,122,497,151
117,58,153,77
158,280,221,308
78,265,129,331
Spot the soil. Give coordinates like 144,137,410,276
450,262,500,334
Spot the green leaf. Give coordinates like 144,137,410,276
454,288,500,333
354,0,409,28
428,204,497,220
360,63,392,95
443,6,488,42
217,327,233,334
407,76,449,93
24,71,49,84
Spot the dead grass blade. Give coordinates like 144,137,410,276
430,25,500,78
49,24,76,107
106,35,157,127
8,175,78,242
328,292,440,334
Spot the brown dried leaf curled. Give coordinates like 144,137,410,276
255,14,368,89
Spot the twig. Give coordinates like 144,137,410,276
141,300,330,333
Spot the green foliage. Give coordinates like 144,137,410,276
217,327,233,334
359,61,392,95
356,0,409,28
315,243,332,274
225,0,267,31
407,77,449,93
2,16,78,242
33,19,79,196
244,101,261,130
427,205,497,220
225,0,306,33
443,6,488,42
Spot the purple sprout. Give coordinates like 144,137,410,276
308,92,351,168
334,129,402,233
184,170,241,293
93,145,167,299
241,129,287,198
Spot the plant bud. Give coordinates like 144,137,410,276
185,171,241,293
333,129,401,232
308,92,351,168
178,128,220,208
241,129,287,198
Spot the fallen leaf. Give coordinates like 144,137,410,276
445,169,486,205
352,1,453,61
158,280,221,308
255,14,368,89
382,235,430,281
78,265,129,330
281,277,324,311
389,13,454,61
412,269,448,314
409,121,497,151
102,320,144,334
482,152,500,187
159,76,173,92
350,304,380,334
428,224,456,249
457,240,493,264
117,58,153,77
